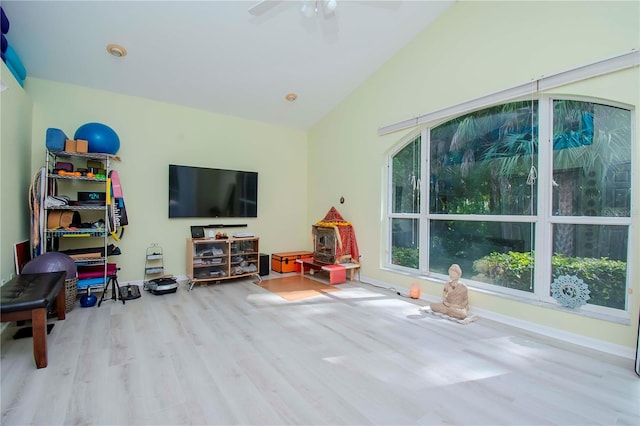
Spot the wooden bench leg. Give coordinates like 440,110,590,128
31,307,48,369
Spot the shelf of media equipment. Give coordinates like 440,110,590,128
186,236,260,291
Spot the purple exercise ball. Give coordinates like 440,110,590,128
22,252,77,280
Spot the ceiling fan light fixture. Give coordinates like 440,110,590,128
300,1,316,18
324,0,337,13
285,93,298,102
106,44,127,58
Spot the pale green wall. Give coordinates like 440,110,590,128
27,79,309,282
307,0,640,350
0,61,33,285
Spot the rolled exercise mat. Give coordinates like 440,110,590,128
5,44,26,80
46,128,69,152
77,263,117,279
77,277,106,288
1,33,6,53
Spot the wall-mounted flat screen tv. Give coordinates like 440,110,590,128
169,164,258,218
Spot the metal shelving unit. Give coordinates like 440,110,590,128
41,150,118,293
144,243,165,284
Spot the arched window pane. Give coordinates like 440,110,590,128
552,101,631,217
392,136,421,214
386,96,631,314
430,101,537,215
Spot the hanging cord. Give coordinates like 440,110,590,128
410,138,420,244
527,84,538,290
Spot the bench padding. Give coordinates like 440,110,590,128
1,271,66,369
1,272,66,313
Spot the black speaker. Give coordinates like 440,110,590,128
190,226,204,238
259,253,269,276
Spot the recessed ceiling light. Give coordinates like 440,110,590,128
106,44,127,58
285,93,298,102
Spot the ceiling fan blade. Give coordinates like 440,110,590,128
248,0,283,16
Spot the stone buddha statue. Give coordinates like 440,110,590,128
430,263,469,320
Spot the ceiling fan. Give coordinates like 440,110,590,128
248,0,338,18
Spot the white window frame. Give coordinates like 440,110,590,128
385,95,634,320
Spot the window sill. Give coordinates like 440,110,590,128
469,285,631,325
381,265,631,325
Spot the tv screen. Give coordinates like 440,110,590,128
169,164,258,218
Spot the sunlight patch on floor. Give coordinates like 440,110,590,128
417,358,509,388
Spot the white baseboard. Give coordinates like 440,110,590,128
473,306,636,360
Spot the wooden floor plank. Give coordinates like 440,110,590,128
1,276,638,425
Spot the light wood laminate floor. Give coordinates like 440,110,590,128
1,275,639,425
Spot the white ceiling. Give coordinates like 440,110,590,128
2,0,453,130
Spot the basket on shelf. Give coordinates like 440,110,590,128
65,277,78,312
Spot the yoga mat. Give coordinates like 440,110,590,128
78,277,105,288
5,44,26,80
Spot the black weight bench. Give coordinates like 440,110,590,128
1,272,66,368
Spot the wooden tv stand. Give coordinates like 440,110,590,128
186,237,260,290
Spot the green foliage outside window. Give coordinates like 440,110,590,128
391,247,419,269
473,251,626,309
392,245,626,309
430,101,537,216
392,137,421,214
472,251,534,291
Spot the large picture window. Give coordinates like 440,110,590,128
387,97,632,313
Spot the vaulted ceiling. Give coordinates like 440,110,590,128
2,0,454,129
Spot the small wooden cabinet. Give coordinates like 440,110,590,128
186,237,260,290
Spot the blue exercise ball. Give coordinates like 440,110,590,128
22,252,77,280
74,122,120,155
